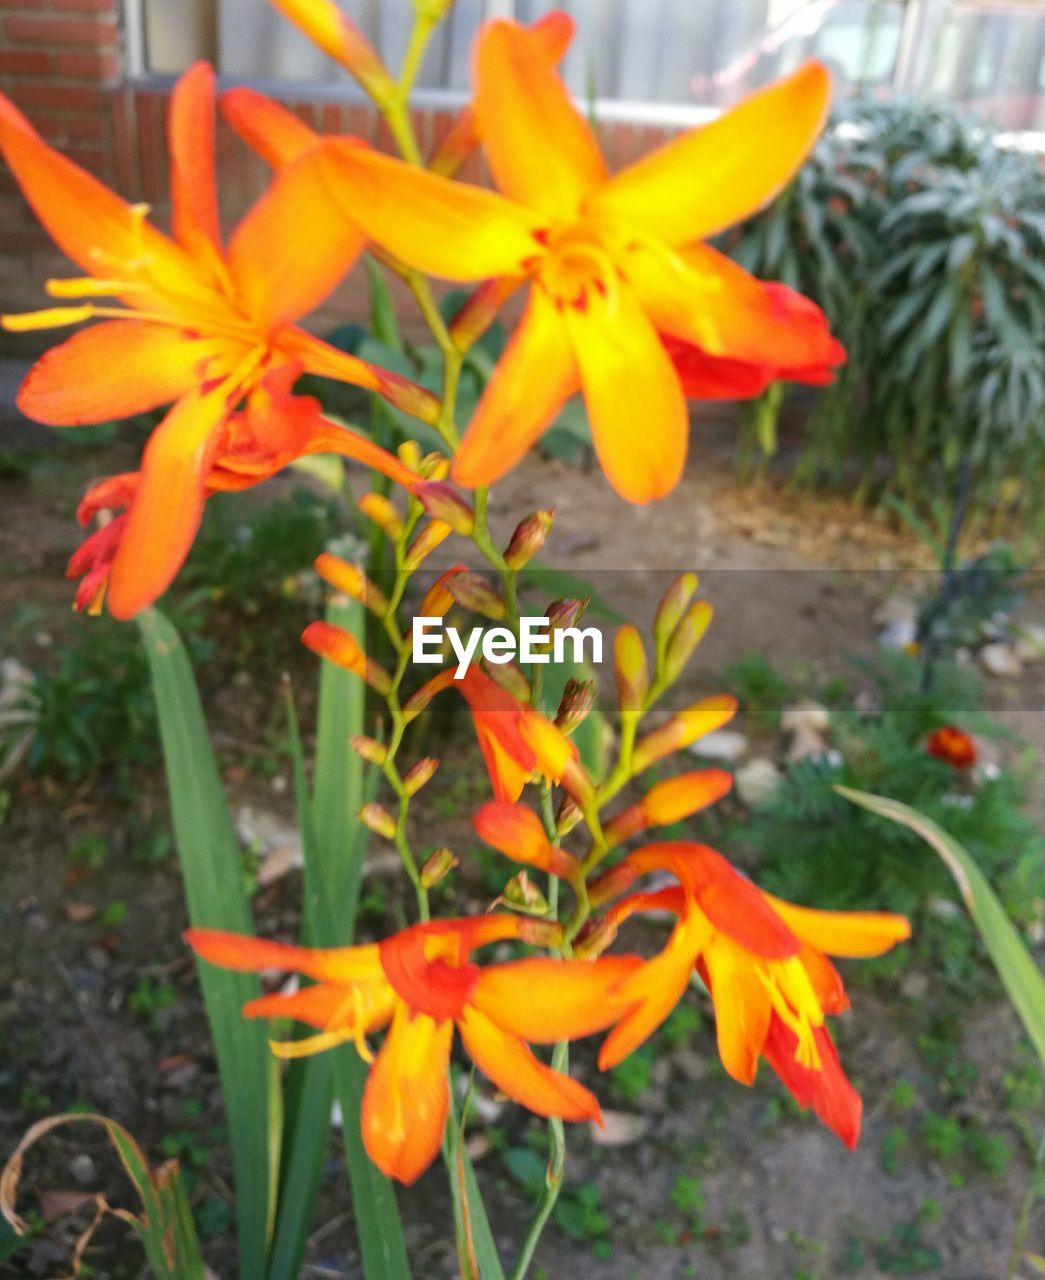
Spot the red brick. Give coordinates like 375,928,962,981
21,110,67,140
55,50,120,79
52,0,117,11
64,113,105,140
4,15,120,46
0,49,50,75
10,83,106,111
0,0,49,10
65,144,108,175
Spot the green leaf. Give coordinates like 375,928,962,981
140,609,276,1280
444,1088,505,1280
836,788,1045,1063
366,256,404,354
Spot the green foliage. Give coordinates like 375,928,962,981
608,1043,654,1102
729,98,1045,520
722,651,792,733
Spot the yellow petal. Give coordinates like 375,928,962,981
763,895,912,958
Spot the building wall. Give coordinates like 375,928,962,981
0,0,670,353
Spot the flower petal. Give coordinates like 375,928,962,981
16,321,244,426
587,61,831,244
453,285,577,489
185,927,383,983
169,63,222,262
762,895,912,958
475,18,605,220
472,956,643,1043
106,383,236,618
227,147,365,331
361,1007,453,1184
663,338,774,401
458,1005,601,1122
762,1017,862,1149
563,282,687,503
220,86,319,166
243,982,396,1036
703,937,772,1085
318,140,546,281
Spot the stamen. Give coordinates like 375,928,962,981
47,277,137,299
2,305,95,332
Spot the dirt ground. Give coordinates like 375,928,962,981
0,400,1042,1279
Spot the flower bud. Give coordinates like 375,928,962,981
472,800,578,880
516,918,563,950
603,768,733,846
403,756,440,796
404,519,452,570
349,734,387,765
555,794,584,837
358,492,403,541
415,481,475,535
546,597,588,633
301,620,392,695
572,914,619,960
504,509,554,570
614,625,649,715
420,846,458,888
662,600,714,685
632,694,738,773
498,871,550,916
555,678,597,734
314,552,389,616
653,572,699,656
419,453,450,481
359,802,396,840
401,670,455,721
418,564,466,619
271,0,396,104
397,439,423,473
448,571,505,620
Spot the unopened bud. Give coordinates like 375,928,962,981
359,802,396,840
403,756,439,796
404,519,452,569
632,694,738,773
560,756,596,808
504,509,554,570
315,553,389,616
419,453,450,481
419,564,466,618
555,794,584,837
448,571,505,620
572,914,619,960
301,620,392,695
271,0,395,104
415,481,475,535
358,492,403,541
555,678,597,734
546,597,588,633
420,846,458,888
401,670,455,721
349,734,387,765
653,573,699,657
604,767,733,846
662,601,713,685
397,439,423,473
614,625,649,714
499,871,550,916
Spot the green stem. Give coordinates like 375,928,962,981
507,1044,568,1280
1006,1128,1044,1280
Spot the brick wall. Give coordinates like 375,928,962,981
0,1,669,352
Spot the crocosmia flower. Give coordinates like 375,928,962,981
927,725,977,769
592,843,910,1147
317,17,842,502
187,917,639,1183
0,64,431,618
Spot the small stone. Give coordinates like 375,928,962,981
86,946,110,972
590,1110,650,1147
1014,623,1045,663
688,730,748,762
651,1058,672,1087
928,896,963,921
979,642,1022,678
671,1049,707,1081
734,757,782,807
69,1154,97,1187
781,699,830,735
874,594,918,627
900,970,930,1000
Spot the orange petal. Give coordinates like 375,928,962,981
243,982,396,1037
169,63,222,263
453,284,577,489
703,937,772,1086
762,895,912,959
220,86,319,166
106,383,235,619
458,1005,601,1122
16,321,245,426
318,140,546,281
0,92,202,305
361,1007,453,1184
227,148,365,332
563,281,687,503
270,0,391,96
475,18,605,220
471,801,576,879
471,956,644,1043
186,927,384,983
663,339,775,400
586,61,831,244
763,1017,861,1149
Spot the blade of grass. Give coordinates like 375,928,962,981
836,787,1045,1061
140,608,277,1280
444,1081,505,1280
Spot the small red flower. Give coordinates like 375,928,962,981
927,726,977,770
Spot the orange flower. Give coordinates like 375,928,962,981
0,65,432,618
591,842,910,1147
317,19,841,502
187,917,640,1183
927,725,977,769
